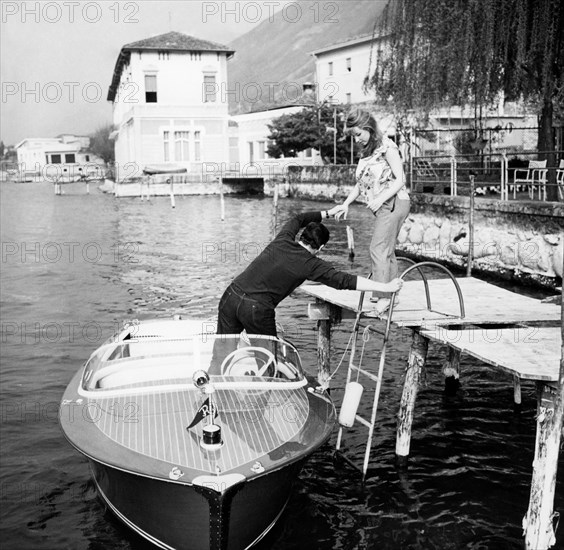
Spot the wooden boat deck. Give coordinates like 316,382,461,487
89,386,309,474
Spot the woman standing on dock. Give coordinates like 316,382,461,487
333,108,410,314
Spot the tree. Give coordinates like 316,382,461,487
266,103,355,164
88,124,115,164
368,0,564,200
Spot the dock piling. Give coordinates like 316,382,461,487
316,301,332,388
396,331,429,462
315,299,342,388
443,347,461,395
523,382,562,549
513,375,522,406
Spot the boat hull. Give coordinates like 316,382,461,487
60,322,336,549
89,456,306,550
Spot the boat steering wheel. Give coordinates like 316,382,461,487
220,347,277,377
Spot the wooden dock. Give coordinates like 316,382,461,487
300,275,562,550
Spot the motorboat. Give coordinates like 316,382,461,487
59,318,335,550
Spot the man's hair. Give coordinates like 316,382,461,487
300,222,330,250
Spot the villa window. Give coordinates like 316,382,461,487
346,93,352,103
65,153,76,163
248,142,254,163
346,57,351,72
194,131,201,162
203,75,217,102
174,131,190,161
328,62,333,76
145,74,157,103
257,141,266,160
158,51,169,60
51,154,61,164
163,131,170,162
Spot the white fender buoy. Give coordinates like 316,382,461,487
339,381,363,427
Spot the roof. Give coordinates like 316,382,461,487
311,32,388,57
123,31,234,54
107,31,235,102
15,138,64,149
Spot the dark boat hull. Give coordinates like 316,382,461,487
89,457,306,550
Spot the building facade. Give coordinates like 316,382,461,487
230,106,322,177
312,34,384,106
107,31,234,181
15,136,103,181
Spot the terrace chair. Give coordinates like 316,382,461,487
414,158,439,179
557,159,564,201
512,160,547,200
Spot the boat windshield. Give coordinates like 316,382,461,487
81,334,307,394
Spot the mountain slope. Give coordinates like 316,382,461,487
227,0,387,113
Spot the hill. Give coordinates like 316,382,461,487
227,0,387,113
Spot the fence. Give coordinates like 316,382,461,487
409,151,564,202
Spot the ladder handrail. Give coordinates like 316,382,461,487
399,261,466,318
336,261,466,479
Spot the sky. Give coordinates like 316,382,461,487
0,0,295,146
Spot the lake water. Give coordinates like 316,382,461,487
1,181,562,550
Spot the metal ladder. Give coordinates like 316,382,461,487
335,261,466,478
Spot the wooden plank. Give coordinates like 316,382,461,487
299,278,561,328
420,327,561,382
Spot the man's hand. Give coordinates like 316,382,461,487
386,278,403,293
329,205,348,221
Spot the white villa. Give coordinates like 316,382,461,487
311,34,384,106
231,103,323,175
15,135,104,181
107,31,234,181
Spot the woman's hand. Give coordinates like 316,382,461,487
330,205,349,221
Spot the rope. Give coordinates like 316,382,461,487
325,329,355,384
355,326,372,383
326,324,372,385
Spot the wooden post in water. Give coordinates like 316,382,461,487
443,347,461,395
513,375,522,406
523,382,562,549
169,178,175,209
315,299,341,388
523,266,564,549
272,179,279,239
317,319,331,388
220,179,225,221
396,330,429,463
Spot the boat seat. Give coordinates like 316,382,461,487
96,356,210,389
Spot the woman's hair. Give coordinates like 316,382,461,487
343,107,384,157
300,222,330,250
